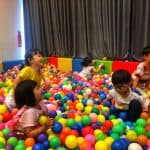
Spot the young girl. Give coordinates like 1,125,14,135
102,69,150,122
79,57,104,79
14,80,53,138
5,49,44,108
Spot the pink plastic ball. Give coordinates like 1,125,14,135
0,123,5,130
90,113,98,123
85,134,95,146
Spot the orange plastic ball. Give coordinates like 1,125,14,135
137,135,148,146
140,112,149,120
24,137,35,147
79,141,91,150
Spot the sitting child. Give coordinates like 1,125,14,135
79,57,104,79
102,69,150,122
13,80,54,138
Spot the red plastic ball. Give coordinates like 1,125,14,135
3,112,12,122
81,126,94,136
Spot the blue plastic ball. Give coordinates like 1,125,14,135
111,140,125,150
32,143,45,150
54,94,61,100
119,112,128,121
52,122,62,133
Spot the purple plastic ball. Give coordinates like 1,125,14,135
49,110,57,118
6,144,14,150
37,133,48,143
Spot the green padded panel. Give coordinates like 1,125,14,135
93,60,112,74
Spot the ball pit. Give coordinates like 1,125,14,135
0,64,150,149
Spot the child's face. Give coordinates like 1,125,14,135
143,54,150,63
114,83,130,95
30,53,44,68
33,85,43,104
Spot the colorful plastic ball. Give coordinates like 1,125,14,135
5,144,14,150
0,137,6,145
104,137,114,148
118,112,128,121
0,142,4,148
24,137,35,147
81,126,94,136
14,144,26,150
135,126,146,135
140,112,149,120
112,125,124,135
89,113,98,123
38,115,47,125
85,134,95,146
56,146,66,150
6,131,16,139
49,110,57,118
76,103,84,111
2,128,10,137
79,141,91,150
81,115,91,126
111,140,123,150
109,114,116,120
104,120,113,129
95,141,109,150
0,104,7,114
54,94,61,100
97,114,105,124
126,130,137,141
136,118,146,127
137,135,148,146
32,143,45,150
37,133,48,142
50,136,61,148
43,140,50,149
65,135,77,149
7,137,18,147
96,133,106,141
2,112,12,122
128,143,143,150
0,123,5,130
52,122,62,133
66,118,75,127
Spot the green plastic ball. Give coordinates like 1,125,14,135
2,128,10,137
50,136,61,148
136,118,146,127
135,126,146,135
66,119,76,127
81,115,91,126
7,137,18,147
14,144,26,150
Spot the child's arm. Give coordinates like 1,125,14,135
24,117,54,138
13,76,22,89
92,63,104,74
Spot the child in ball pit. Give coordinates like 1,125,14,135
12,80,54,138
5,48,45,109
78,57,104,80
101,69,150,122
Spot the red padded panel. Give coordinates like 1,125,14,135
112,61,139,74
48,57,58,68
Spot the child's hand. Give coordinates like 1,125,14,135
45,117,54,129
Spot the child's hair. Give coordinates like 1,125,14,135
142,46,150,56
82,57,92,67
112,69,131,85
25,49,43,65
14,80,38,108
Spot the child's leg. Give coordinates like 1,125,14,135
128,99,142,122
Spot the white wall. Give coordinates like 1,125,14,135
0,0,24,61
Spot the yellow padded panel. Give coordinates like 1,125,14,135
58,58,72,72
0,61,2,72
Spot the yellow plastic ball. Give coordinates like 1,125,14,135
126,130,137,141
0,104,7,114
38,115,48,125
95,141,109,150
65,135,77,149
0,137,6,145
77,137,84,146
98,114,105,124
85,106,92,114
94,129,103,136
76,103,84,111
74,114,81,122
58,118,66,127
104,136,114,148
26,147,32,150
